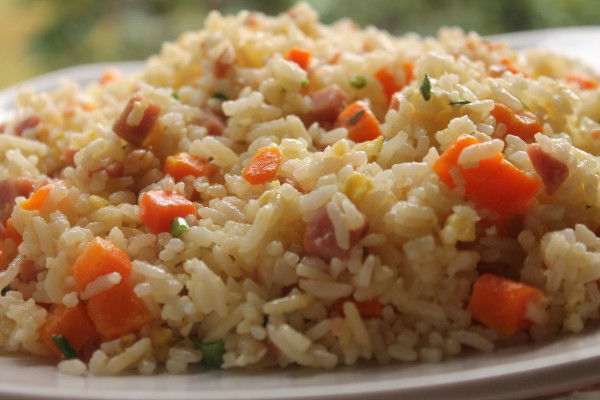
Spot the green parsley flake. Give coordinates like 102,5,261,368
420,73,432,101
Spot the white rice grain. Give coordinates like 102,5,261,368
450,330,494,353
299,184,337,213
263,293,311,315
58,359,87,376
80,272,122,300
343,302,372,350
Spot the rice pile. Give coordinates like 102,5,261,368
2,3,600,376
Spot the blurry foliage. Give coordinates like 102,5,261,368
16,0,600,75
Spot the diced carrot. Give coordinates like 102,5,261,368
242,147,282,185
19,181,57,211
332,297,383,319
86,281,153,340
336,101,382,143
434,135,480,188
164,153,219,182
99,68,122,85
468,273,546,335
500,57,527,77
403,62,414,84
471,158,541,217
80,103,96,112
434,134,540,216
71,237,132,290
39,303,99,358
330,52,342,65
566,73,598,90
139,190,197,234
374,67,403,102
5,218,22,245
491,103,542,143
284,47,312,70
433,135,503,192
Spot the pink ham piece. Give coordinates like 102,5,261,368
526,144,569,195
309,85,348,125
214,50,234,79
201,107,227,136
303,206,366,261
112,96,161,147
0,177,35,223
18,258,38,283
14,116,41,136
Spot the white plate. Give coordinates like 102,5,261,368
2,28,600,400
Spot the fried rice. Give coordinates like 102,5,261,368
1,3,600,376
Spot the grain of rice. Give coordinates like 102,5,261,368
61,291,79,307
343,302,371,350
299,279,353,301
81,272,122,300
58,359,87,376
263,293,311,315
299,184,338,213
388,344,418,362
450,330,494,353
105,338,151,375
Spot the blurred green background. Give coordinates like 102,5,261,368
1,0,599,88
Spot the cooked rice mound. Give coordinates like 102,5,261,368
2,3,600,375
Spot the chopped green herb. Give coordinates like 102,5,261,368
51,334,77,360
346,109,365,125
449,99,471,105
212,92,230,101
1,286,9,296
350,75,367,89
193,339,225,369
420,73,432,101
300,79,309,88
170,217,190,238
171,92,180,100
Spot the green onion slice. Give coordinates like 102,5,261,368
170,217,190,238
51,334,77,360
420,73,431,101
212,92,230,101
300,79,309,88
350,75,366,89
171,92,180,100
449,99,471,105
193,339,225,369
347,109,365,125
